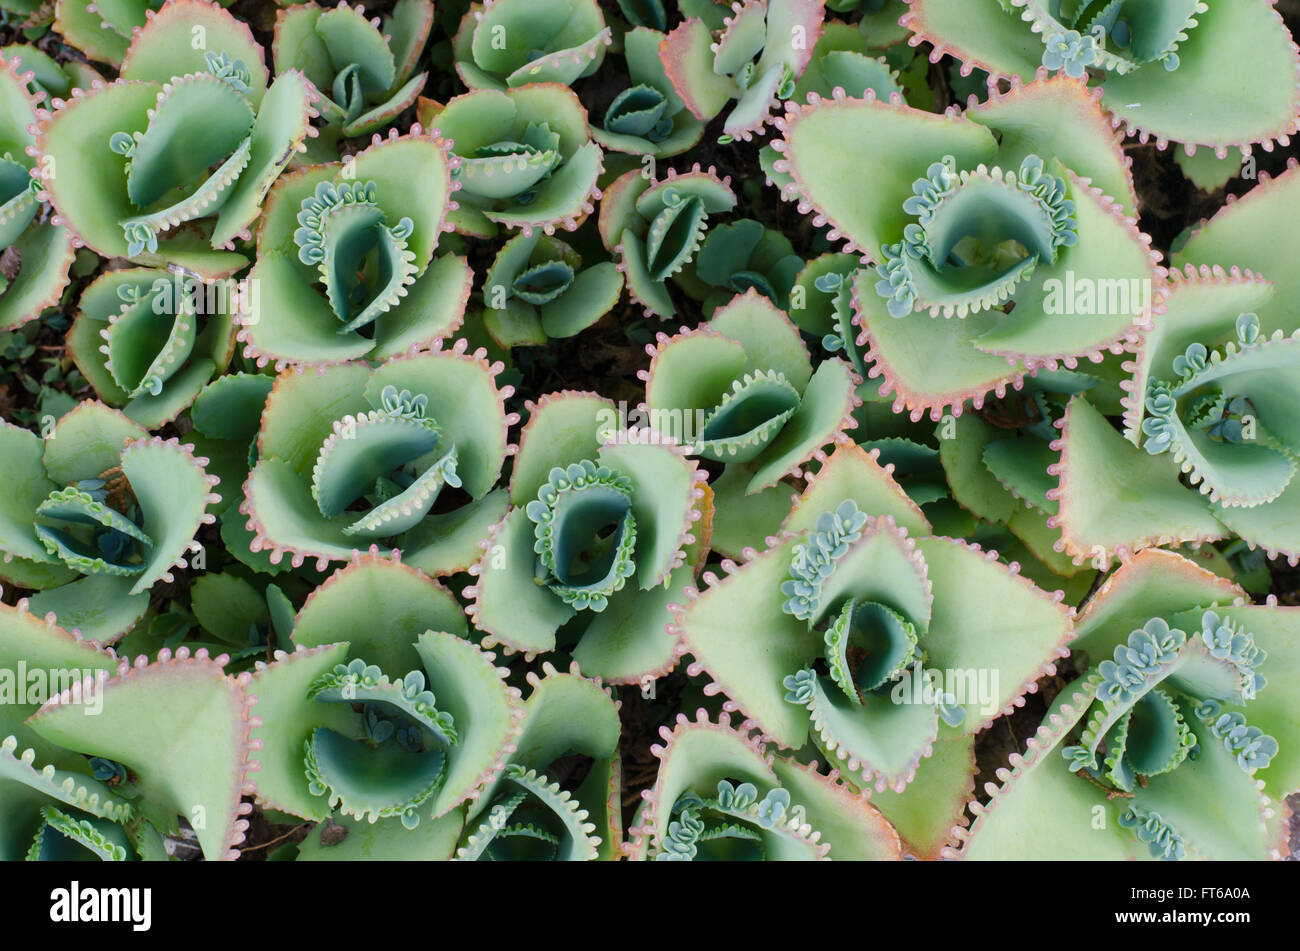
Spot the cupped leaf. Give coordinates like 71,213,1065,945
28,651,254,861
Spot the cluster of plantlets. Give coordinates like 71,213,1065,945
0,0,1298,862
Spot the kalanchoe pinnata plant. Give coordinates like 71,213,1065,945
245,554,518,842
451,0,612,91
37,0,315,279
0,402,221,643
66,269,238,429
1153,161,1300,565
1,0,1298,871
273,0,433,140
1,596,256,861
480,231,624,346
1042,162,1300,570
902,0,1300,153
0,54,74,333
236,127,469,367
466,390,711,683
264,648,472,830
673,443,1071,850
455,664,623,860
769,75,1160,421
240,346,514,575
626,712,903,860
642,290,859,505
1055,281,1300,569
591,27,706,158
24,647,260,861
598,164,737,318
950,549,1299,860
419,85,604,239
659,0,827,142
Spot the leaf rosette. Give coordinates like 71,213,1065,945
37,0,314,279
693,217,804,315
455,665,622,860
673,443,1070,800
770,76,1160,419
1158,163,1300,564
26,647,258,861
0,402,221,643
902,0,1300,151
467,391,711,683
273,0,433,139
240,349,513,575
237,127,467,367
244,557,519,837
421,84,604,239
1103,264,1300,563
1,605,254,862
597,164,737,318
590,27,706,158
659,0,827,142
951,549,1297,860
66,269,239,430
481,231,624,346
0,54,74,333
451,0,612,91
643,290,858,495
626,712,902,860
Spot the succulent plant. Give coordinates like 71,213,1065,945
249,578,625,860
0,54,74,334
0,401,220,642
0,0,1295,871
466,390,710,683
902,0,1300,153
672,443,1071,852
626,712,903,860
769,76,1159,420
598,164,737,317
235,127,468,367
660,0,827,142
591,27,706,158
273,0,433,139
2,604,256,861
641,291,858,512
451,0,611,91
480,231,624,346
454,663,622,860
420,84,604,239
950,549,1297,860
692,217,804,313
239,347,514,575
37,0,315,279
66,268,237,428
